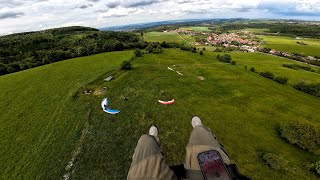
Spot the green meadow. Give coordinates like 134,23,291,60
260,35,320,57
179,26,211,32
143,32,185,43
1,49,319,179
0,51,133,178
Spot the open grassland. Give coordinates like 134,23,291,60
143,32,184,43
260,35,320,57
179,26,211,32
1,49,320,179
69,49,319,179
0,51,133,179
229,52,320,85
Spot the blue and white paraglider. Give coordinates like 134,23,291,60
101,98,120,114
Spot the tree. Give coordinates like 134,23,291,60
0,63,7,75
134,49,143,57
7,66,16,73
192,47,197,53
200,51,204,55
250,67,256,72
203,47,206,51
121,61,132,70
218,54,232,63
145,45,153,53
141,32,144,37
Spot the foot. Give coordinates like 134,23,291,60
192,116,202,128
149,125,158,137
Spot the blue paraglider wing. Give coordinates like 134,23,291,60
103,108,120,114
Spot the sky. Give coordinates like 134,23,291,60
0,0,320,34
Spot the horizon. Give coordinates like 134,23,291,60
1,0,320,35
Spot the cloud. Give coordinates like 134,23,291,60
123,0,161,8
0,11,24,19
106,1,120,8
0,0,320,35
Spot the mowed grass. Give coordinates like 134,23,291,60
143,32,184,43
260,35,320,57
228,52,320,85
69,49,320,179
0,51,133,178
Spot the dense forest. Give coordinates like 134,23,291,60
0,26,146,76
219,22,320,37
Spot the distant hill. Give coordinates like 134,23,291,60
0,26,146,76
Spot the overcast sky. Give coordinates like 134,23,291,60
0,0,319,34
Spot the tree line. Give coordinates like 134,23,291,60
0,26,147,76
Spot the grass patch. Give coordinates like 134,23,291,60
143,32,184,43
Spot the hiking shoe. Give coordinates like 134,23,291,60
192,116,202,128
149,125,158,137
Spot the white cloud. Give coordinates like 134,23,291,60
0,0,319,34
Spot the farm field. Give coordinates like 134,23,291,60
179,26,211,32
67,49,319,179
229,52,320,85
143,32,184,43
260,35,320,57
0,51,133,178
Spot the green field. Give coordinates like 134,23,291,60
143,32,185,43
0,51,133,178
230,52,320,85
260,35,320,57
179,26,211,32
1,49,320,179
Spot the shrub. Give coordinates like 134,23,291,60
314,161,320,175
145,45,153,53
280,120,320,154
121,61,132,70
274,77,289,84
230,61,236,65
203,47,206,51
7,67,17,73
216,54,221,60
200,51,203,55
244,66,247,70
294,82,320,97
283,64,313,72
250,67,255,72
259,72,275,79
134,48,142,57
192,47,197,53
218,54,232,63
262,153,289,170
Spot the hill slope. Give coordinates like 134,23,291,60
0,49,319,179
0,51,133,178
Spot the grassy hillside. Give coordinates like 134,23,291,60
1,49,319,179
0,51,133,178
69,49,319,179
260,35,320,57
